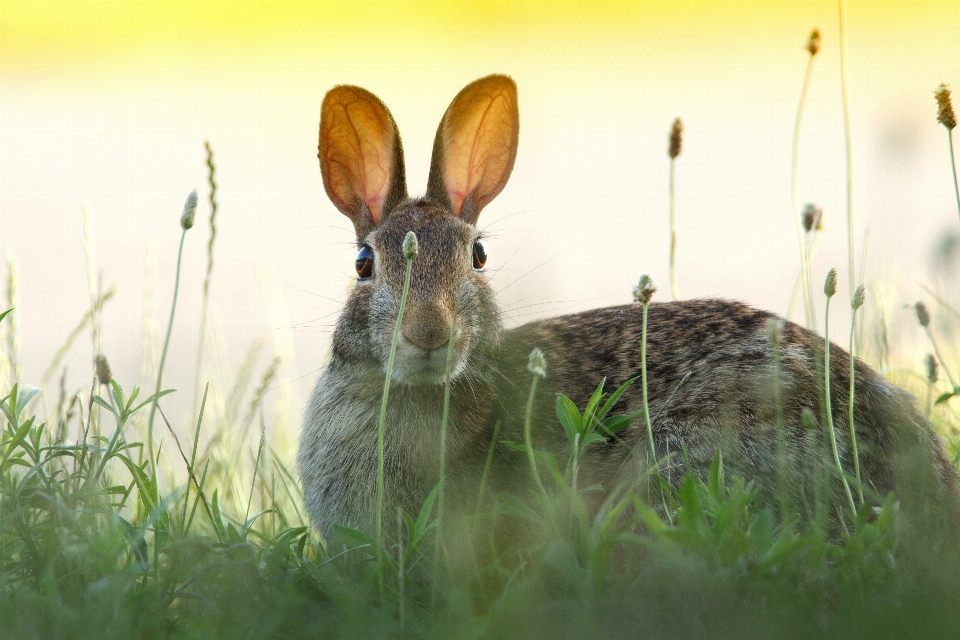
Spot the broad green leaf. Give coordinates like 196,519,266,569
15,385,41,415
935,392,957,405
601,409,645,436
581,432,606,449
555,395,582,445
582,379,607,426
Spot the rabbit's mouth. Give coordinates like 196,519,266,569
390,335,469,386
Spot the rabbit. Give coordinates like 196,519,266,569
298,74,956,544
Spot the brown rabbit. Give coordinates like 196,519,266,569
298,75,954,542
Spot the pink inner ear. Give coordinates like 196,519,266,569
441,78,518,218
320,87,396,226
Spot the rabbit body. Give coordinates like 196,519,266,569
299,75,951,542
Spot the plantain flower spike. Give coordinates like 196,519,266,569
527,347,546,378
633,274,657,304
668,118,683,159
806,28,822,57
94,353,112,386
851,284,866,310
801,203,824,233
935,84,957,131
180,190,198,230
402,231,419,260
925,353,939,385
823,268,837,298
915,301,930,327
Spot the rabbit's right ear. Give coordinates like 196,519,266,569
426,75,519,225
319,86,408,239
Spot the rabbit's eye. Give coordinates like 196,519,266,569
355,246,374,279
472,240,488,270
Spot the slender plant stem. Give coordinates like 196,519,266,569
787,231,823,322
524,374,548,503
948,129,960,225
823,296,856,517
476,421,501,514
397,506,405,628
770,327,788,521
432,316,457,605
147,228,187,484
641,302,656,463
791,55,817,329
375,255,414,590
847,309,863,505
839,0,856,297
668,158,679,300
925,326,958,392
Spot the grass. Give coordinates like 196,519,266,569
3,29,960,640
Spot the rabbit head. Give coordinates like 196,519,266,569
318,75,519,386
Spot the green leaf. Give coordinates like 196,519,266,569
118,516,150,572
15,385,41,416
935,392,957,405
499,440,529,454
3,416,36,461
497,493,541,524
332,524,375,548
601,409,645,436
581,432,606,449
0,308,12,324
555,395,582,446
92,395,118,417
110,380,124,409
132,388,176,414
115,454,156,512
582,379,607,426
597,377,638,422
125,387,141,412
414,483,440,540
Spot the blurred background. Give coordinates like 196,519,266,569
1,0,958,445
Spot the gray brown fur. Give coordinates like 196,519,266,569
299,75,954,542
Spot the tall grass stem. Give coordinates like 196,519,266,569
375,251,414,590
147,227,188,483
668,159,679,300
432,316,457,605
641,302,656,464
848,292,864,505
523,373,548,503
823,290,856,517
791,53,817,329
839,0,856,297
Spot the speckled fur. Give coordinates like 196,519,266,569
299,76,954,543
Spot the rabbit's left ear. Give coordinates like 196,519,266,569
426,75,518,224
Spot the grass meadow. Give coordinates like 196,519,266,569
3,27,960,640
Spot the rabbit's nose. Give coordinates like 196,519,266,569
401,303,452,351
